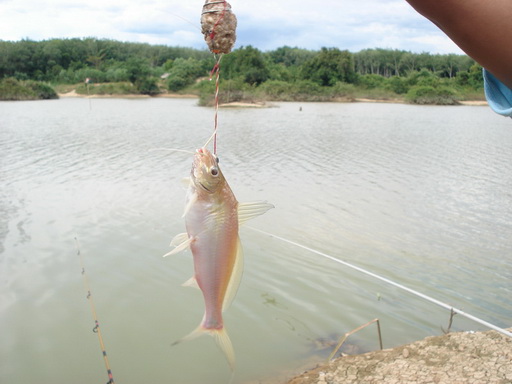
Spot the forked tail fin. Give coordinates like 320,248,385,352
172,323,235,372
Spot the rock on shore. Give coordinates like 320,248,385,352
287,328,512,384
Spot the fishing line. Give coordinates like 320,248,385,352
201,0,236,155
246,227,512,338
210,54,223,155
169,12,202,32
75,237,116,384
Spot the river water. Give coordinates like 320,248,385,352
1,97,511,384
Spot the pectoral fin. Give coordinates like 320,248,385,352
163,233,192,257
182,276,200,289
170,232,189,247
182,192,197,217
237,201,274,225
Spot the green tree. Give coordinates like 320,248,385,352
301,47,356,86
354,49,384,75
125,57,150,83
166,57,205,91
358,74,386,89
222,46,269,85
266,46,316,67
399,52,418,73
457,63,484,89
385,76,409,94
123,57,159,94
407,69,440,87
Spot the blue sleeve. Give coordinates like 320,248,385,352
483,68,512,117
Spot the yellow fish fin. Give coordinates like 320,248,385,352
163,233,192,257
222,237,244,311
237,201,274,225
211,327,235,372
182,276,199,289
172,322,235,372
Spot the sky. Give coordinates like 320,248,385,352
0,0,464,54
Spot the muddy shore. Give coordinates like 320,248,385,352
286,328,512,384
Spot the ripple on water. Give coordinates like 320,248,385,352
1,99,511,384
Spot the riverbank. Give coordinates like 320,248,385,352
58,89,198,99
355,97,488,106
58,90,488,107
286,328,512,384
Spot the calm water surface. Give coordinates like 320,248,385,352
1,97,511,384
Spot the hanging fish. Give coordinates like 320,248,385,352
164,146,273,371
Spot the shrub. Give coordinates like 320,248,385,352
0,78,58,100
406,85,459,105
330,82,356,99
166,57,205,91
26,81,58,99
407,69,440,87
167,75,188,92
258,80,292,99
293,80,323,96
75,82,137,95
73,68,107,83
358,74,386,89
385,76,409,94
105,68,129,82
136,77,160,95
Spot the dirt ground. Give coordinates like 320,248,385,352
286,328,512,384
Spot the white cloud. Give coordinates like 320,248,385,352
0,0,463,54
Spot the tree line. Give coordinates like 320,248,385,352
0,38,484,103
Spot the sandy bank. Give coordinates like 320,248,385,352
459,100,488,106
286,328,512,384
58,90,487,107
58,90,198,99
219,101,269,108
58,91,272,107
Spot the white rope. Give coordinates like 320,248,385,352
247,226,512,338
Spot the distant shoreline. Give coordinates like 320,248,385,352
58,90,488,107
58,90,198,99
355,97,488,106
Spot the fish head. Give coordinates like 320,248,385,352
191,147,224,193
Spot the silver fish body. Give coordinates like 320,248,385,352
165,147,273,370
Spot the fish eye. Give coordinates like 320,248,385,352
210,167,219,176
